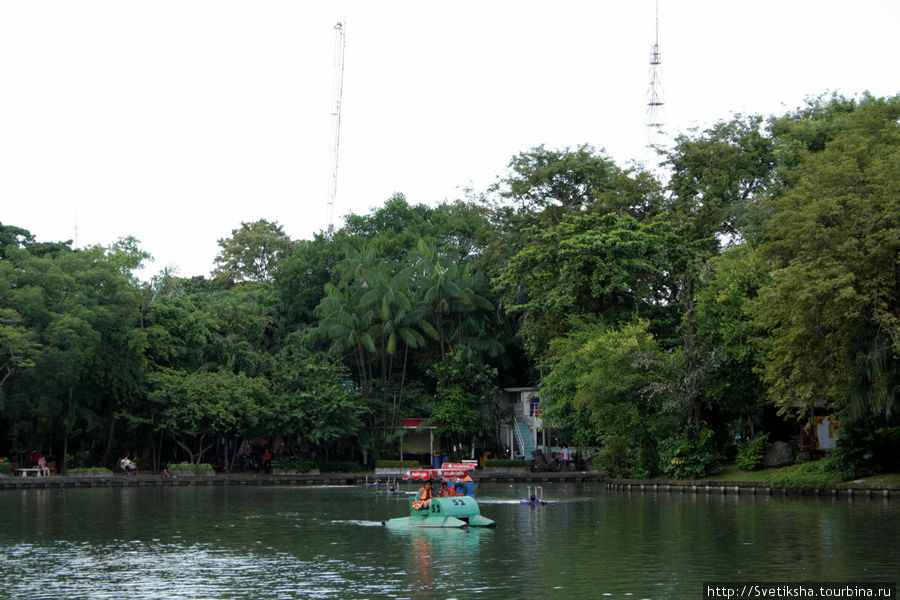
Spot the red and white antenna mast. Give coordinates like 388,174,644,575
326,20,346,232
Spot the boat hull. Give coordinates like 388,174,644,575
384,496,496,528
384,515,470,528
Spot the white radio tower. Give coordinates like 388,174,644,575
326,21,346,232
646,1,665,156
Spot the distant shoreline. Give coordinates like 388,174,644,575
2,471,897,498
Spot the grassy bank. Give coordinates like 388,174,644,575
703,462,900,490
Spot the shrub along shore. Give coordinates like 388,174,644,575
3,462,898,498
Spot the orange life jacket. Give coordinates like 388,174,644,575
412,484,432,509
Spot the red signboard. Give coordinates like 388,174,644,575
402,468,469,480
440,463,476,471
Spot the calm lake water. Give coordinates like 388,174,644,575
1,482,897,599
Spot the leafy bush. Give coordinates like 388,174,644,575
764,456,845,489
0,459,12,475
736,434,769,471
275,459,316,473
375,460,419,469
658,428,724,479
829,419,900,478
319,461,363,473
167,462,214,471
484,459,527,468
593,443,653,479
68,467,113,475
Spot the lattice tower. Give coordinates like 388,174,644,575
326,21,346,232
646,1,665,154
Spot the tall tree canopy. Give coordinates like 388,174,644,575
753,94,900,423
212,219,295,283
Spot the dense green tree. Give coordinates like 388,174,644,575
339,194,488,263
539,319,668,477
496,211,696,357
273,233,342,327
693,245,770,435
427,346,498,457
413,241,492,362
0,308,40,388
148,367,270,465
753,94,900,424
271,337,366,461
477,145,663,280
664,115,776,247
0,237,148,469
212,219,295,283
2,93,897,479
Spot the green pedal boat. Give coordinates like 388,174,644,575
384,496,496,529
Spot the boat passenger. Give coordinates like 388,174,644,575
412,479,433,510
438,481,452,497
448,480,465,496
457,473,475,497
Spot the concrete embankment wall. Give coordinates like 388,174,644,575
5,472,894,498
0,469,602,490
606,478,898,499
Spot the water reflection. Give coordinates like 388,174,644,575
0,484,898,599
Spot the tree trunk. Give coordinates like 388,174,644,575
60,423,69,476
101,398,119,468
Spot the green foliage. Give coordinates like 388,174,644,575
149,367,270,464
664,114,776,246
67,467,114,474
212,219,295,283
273,234,342,326
428,347,498,448
693,246,769,428
484,459,527,468
375,459,419,469
496,211,695,357
658,427,724,479
167,462,214,471
539,319,666,469
763,457,846,490
319,461,364,473
736,434,770,471
753,94,900,422
829,419,900,478
0,307,41,387
274,459,316,473
2,94,898,482
591,402,661,479
272,340,366,450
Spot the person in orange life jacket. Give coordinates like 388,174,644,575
455,473,475,497
448,481,466,496
412,479,434,510
438,481,452,497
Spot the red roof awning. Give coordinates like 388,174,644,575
399,418,439,428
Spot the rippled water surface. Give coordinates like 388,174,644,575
1,482,897,599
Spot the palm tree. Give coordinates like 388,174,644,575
359,264,431,433
315,281,376,400
412,241,492,363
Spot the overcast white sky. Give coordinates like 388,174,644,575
1,1,897,278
